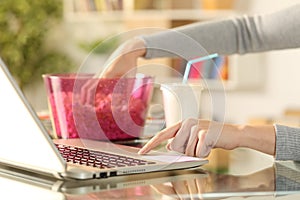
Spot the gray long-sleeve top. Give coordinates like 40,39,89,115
141,4,300,160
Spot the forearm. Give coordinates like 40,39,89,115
101,38,146,78
214,123,275,156
238,124,276,156
211,122,300,160
141,4,300,59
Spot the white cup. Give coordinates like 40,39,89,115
160,83,203,127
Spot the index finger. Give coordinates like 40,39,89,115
138,122,182,154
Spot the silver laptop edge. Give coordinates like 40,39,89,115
0,164,207,195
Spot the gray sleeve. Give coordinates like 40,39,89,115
141,4,300,60
275,162,300,192
274,124,300,161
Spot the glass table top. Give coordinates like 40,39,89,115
1,160,300,200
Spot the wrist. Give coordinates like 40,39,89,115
214,123,242,150
235,124,248,148
124,38,146,58
238,124,276,156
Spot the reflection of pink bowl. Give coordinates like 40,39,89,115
43,73,154,141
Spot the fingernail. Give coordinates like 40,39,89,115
138,148,146,155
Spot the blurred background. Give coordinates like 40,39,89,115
1,0,300,175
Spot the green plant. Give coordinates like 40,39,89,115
0,0,73,89
78,37,119,55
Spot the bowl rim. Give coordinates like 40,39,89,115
42,73,154,80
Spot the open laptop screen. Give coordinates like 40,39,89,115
0,58,66,175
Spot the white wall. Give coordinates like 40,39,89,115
210,0,300,124
203,0,300,174
224,49,300,124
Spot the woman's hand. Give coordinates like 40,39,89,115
151,175,211,200
138,118,276,158
100,38,146,78
80,38,146,104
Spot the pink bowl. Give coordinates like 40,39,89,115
43,73,154,141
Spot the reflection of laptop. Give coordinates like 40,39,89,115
0,58,208,180
3,160,300,200
0,164,207,197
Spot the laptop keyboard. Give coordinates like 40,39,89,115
55,144,156,169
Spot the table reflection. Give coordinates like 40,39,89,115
1,161,300,200
150,167,275,199
64,162,300,200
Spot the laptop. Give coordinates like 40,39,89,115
0,57,208,180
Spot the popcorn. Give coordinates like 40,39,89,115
44,74,153,141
